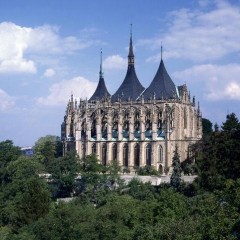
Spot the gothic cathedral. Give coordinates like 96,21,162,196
61,31,202,174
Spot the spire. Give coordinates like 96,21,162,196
89,50,111,102
161,42,163,60
111,26,144,102
128,23,134,65
99,48,103,79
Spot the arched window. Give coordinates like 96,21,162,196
123,144,128,167
146,144,152,166
134,143,140,167
112,143,117,160
158,145,163,163
102,143,107,165
184,108,187,129
91,118,96,138
92,143,96,154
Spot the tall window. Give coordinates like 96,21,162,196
112,143,117,160
146,144,152,166
184,108,187,129
134,143,140,167
123,144,128,167
158,145,163,163
102,143,107,165
92,143,96,154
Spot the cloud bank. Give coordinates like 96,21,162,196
0,22,96,74
36,76,97,106
139,1,240,63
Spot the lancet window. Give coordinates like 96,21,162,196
101,112,107,139
102,143,107,165
92,143,96,154
146,144,152,166
91,113,96,139
134,143,140,167
112,143,117,160
123,143,128,167
158,145,163,163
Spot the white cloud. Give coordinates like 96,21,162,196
173,63,240,101
0,89,15,110
36,76,97,106
103,55,126,70
0,22,97,74
139,1,240,62
44,68,56,78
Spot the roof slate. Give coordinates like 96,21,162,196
111,65,145,102
143,59,177,100
89,76,110,101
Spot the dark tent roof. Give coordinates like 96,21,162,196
111,65,144,102
111,33,144,102
89,50,111,101
143,59,177,100
89,76,110,101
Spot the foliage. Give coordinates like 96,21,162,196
0,112,240,239
196,113,240,191
0,153,51,232
0,140,21,185
47,151,80,198
202,118,213,137
170,145,182,189
34,135,63,168
137,165,159,176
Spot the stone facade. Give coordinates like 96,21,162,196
61,33,202,174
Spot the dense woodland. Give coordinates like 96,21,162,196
0,113,240,239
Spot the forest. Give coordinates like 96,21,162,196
0,113,240,240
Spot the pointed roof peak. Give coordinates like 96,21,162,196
143,54,177,100
161,42,163,60
128,24,134,60
99,48,103,78
112,26,144,102
89,51,110,101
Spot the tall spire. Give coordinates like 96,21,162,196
111,25,144,102
89,49,111,101
99,48,103,78
128,23,134,65
161,42,163,60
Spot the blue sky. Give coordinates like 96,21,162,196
0,0,240,146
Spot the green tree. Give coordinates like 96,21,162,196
48,151,80,198
34,135,63,168
202,118,213,137
222,113,239,132
196,113,240,190
0,140,21,185
170,146,182,189
0,156,51,231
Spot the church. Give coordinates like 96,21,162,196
61,30,202,174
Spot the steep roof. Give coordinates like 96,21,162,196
89,76,110,101
89,51,110,101
143,59,177,100
111,31,144,102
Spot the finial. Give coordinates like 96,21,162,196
99,48,103,78
130,23,132,38
128,24,134,64
161,42,163,60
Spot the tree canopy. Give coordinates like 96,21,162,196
1,112,240,239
